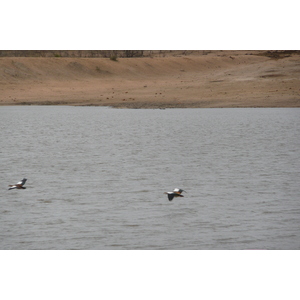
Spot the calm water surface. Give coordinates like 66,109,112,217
1,106,299,249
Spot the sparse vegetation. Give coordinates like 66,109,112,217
257,50,300,59
0,50,205,58
110,55,118,61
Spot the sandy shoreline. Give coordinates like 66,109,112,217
1,51,299,108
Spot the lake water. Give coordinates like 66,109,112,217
1,106,299,249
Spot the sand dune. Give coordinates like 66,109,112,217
0,51,299,108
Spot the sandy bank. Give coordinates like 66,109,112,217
0,51,299,108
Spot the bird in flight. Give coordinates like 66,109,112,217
8,178,27,190
164,188,186,201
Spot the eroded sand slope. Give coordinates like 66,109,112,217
1,51,299,108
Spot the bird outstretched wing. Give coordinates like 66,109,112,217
8,185,17,190
17,178,27,186
168,193,175,201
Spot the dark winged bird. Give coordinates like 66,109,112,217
164,188,186,201
8,178,27,190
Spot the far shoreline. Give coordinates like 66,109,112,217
1,51,299,108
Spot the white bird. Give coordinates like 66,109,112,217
8,178,27,190
164,188,186,201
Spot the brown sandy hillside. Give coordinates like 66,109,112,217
0,51,299,108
